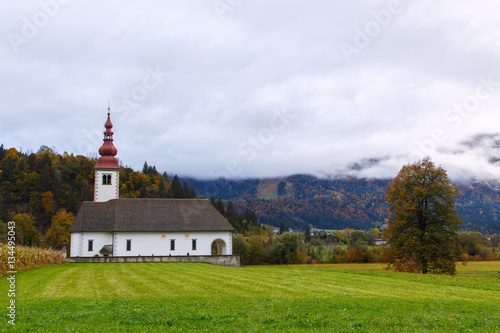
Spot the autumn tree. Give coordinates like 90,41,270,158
12,213,40,246
458,232,486,259
45,209,74,250
39,190,55,231
244,236,266,264
268,233,300,264
366,228,380,246
490,234,500,259
383,157,462,275
232,234,248,258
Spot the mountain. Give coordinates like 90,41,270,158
187,175,500,233
2,143,499,234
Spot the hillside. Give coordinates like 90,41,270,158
0,145,194,236
188,175,500,232
1,144,499,235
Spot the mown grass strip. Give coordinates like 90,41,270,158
9,297,500,332
1,262,499,332
9,262,500,301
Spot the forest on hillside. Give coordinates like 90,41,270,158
188,175,500,233
0,145,196,234
0,145,261,247
1,143,499,245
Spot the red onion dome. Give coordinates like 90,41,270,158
95,111,120,170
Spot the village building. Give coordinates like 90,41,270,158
69,109,237,265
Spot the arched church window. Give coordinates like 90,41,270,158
102,174,112,185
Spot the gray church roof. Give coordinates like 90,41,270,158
70,199,234,233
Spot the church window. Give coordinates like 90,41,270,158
192,239,197,251
170,239,175,251
126,239,132,251
102,174,112,185
88,240,93,252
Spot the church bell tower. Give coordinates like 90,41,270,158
94,106,120,202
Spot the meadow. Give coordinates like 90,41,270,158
1,262,499,332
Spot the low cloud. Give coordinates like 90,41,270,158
1,1,500,181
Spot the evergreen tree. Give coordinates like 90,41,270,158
244,208,258,225
142,161,148,174
215,198,225,217
162,171,170,183
158,176,168,198
304,226,311,243
169,175,184,198
279,222,286,234
225,201,240,230
182,182,192,198
139,180,148,198
0,144,5,161
190,186,197,199
148,165,158,175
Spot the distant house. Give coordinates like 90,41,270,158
69,109,234,258
374,239,387,246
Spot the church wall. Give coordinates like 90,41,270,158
114,231,233,257
70,233,82,257
70,232,113,257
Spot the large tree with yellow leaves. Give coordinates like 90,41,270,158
383,157,463,275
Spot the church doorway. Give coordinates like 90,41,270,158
211,239,226,255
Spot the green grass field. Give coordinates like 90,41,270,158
1,262,500,332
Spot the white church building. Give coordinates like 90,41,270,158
69,109,235,263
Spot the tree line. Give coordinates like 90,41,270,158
233,226,499,266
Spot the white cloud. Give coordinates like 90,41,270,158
1,1,500,180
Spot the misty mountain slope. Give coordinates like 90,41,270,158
188,175,500,232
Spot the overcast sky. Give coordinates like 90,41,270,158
1,1,500,180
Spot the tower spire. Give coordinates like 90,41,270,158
95,106,119,169
94,105,120,202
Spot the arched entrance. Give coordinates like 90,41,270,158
211,239,226,255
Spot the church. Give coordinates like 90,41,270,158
69,109,236,265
